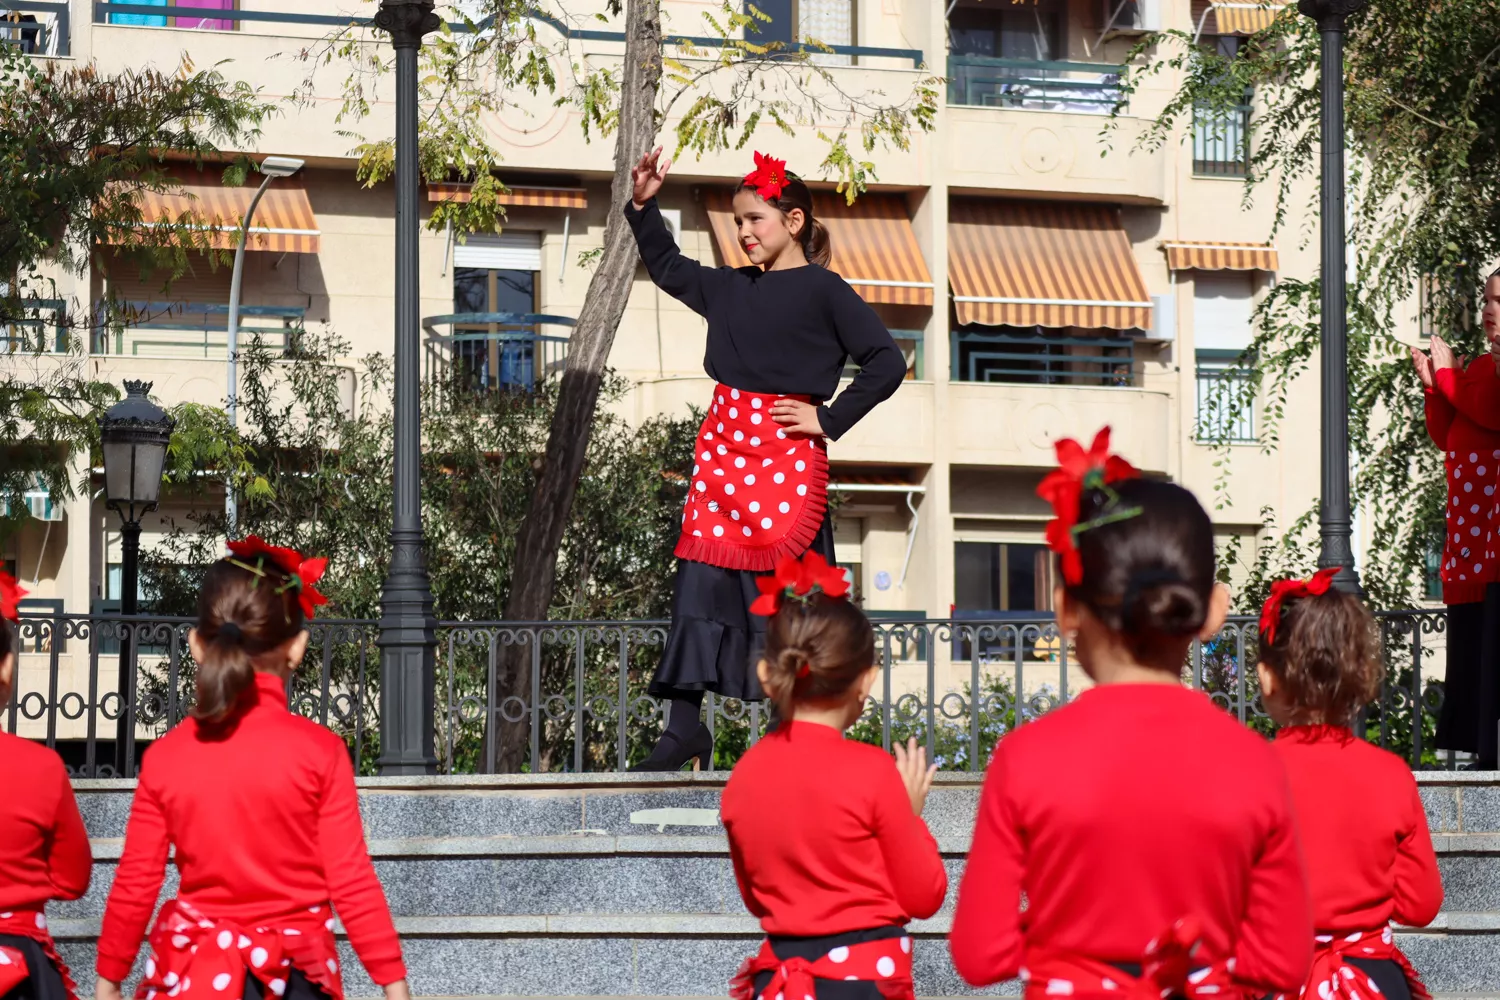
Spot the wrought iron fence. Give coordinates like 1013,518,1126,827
2,609,1452,777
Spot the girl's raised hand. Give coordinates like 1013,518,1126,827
1411,345,1435,389
632,147,671,209
770,398,824,437
1430,334,1458,371
893,737,938,815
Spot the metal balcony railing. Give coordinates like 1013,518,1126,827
947,56,1125,113
91,301,306,358
950,330,1136,387
423,312,573,394
1194,104,1252,177
3,609,1453,777
0,2,72,56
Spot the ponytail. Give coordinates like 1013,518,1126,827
192,558,304,722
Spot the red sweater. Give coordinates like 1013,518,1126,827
96,673,405,986
950,684,1312,994
1272,726,1442,933
720,721,948,935
1425,356,1500,605
0,731,92,911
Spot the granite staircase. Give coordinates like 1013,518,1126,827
51,773,1500,999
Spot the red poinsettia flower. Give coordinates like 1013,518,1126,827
743,151,789,202
1035,427,1140,586
1259,567,1339,645
749,549,850,618
0,571,27,623
226,535,330,620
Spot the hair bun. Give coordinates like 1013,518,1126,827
1122,570,1206,637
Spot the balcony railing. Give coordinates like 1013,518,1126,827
950,330,1135,386
91,301,305,358
1,298,69,353
3,609,1452,776
423,312,573,394
1,2,72,56
1194,104,1252,177
91,2,924,67
1196,352,1256,444
947,56,1125,113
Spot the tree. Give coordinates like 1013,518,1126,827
0,42,271,541
297,0,938,768
1117,3,1500,608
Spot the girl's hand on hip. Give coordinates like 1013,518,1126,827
631,147,671,209
96,980,124,1000
770,399,824,437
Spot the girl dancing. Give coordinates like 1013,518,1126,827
625,149,906,770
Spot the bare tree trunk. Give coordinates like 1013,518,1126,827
490,0,662,773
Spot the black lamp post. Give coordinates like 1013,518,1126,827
1299,0,1367,593
373,0,441,775
98,380,175,777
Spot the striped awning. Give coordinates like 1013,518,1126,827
107,168,320,254
948,200,1153,330
1162,241,1279,272
1197,0,1290,35
703,191,934,307
428,183,588,209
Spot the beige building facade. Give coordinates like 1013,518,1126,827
3,0,1325,647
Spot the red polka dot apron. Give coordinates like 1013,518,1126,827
730,935,914,1000
0,909,77,1000
1299,927,1431,1000
1020,917,1250,999
134,899,344,1000
676,384,830,572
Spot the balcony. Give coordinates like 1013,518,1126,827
947,56,1124,113
950,330,1135,387
0,2,72,56
422,313,573,395
92,301,305,358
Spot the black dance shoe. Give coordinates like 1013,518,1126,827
629,723,714,772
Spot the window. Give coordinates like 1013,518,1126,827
450,231,548,391
951,328,1135,386
953,541,1056,661
1192,37,1252,177
1195,350,1256,444
748,0,796,44
948,0,1062,60
107,0,235,29
799,0,854,64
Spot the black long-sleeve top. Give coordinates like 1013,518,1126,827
624,197,906,440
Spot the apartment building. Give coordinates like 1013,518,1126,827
3,0,1321,654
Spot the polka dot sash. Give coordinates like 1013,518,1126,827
1301,927,1430,1000
136,899,343,1000
677,384,829,573
730,936,915,1000
0,909,78,1000
1020,916,1247,999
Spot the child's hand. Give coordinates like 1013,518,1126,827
382,980,413,1000
894,737,938,815
96,980,124,1000
1411,346,1435,389
632,147,671,209
770,398,824,437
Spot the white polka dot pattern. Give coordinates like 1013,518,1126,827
677,384,829,570
1438,431,1500,599
728,936,913,1000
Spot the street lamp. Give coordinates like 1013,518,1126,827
226,155,305,532
373,0,441,775
99,380,175,777
1299,0,1367,593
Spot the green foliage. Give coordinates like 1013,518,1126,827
1116,5,1500,606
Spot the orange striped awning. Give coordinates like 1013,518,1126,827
1162,241,1278,272
428,183,588,209
703,191,934,307
949,200,1153,330
106,168,320,254
1195,0,1290,35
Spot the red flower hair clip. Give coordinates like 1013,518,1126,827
750,550,850,618
225,535,329,620
743,151,789,202
1259,567,1339,645
1036,427,1141,586
1,571,27,623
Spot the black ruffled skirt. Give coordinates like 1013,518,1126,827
649,516,836,701
1436,584,1500,767
0,936,69,1000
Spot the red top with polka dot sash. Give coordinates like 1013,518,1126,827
0,730,92,913
1424,355,1500,605
677,384,829,572
1272,725,1440,1000
949,684,1313,998
96,673,406,987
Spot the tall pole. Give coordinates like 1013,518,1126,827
114,520,140,777
226,172,277,534
1300,0,1366,593
373,0,440,775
